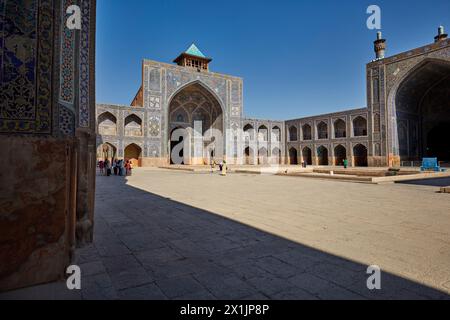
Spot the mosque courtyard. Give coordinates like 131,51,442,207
3,167,450,300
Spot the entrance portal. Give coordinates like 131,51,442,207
168,82,223,165
394,60,450,163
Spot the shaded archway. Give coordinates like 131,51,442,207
97,142,117,162
258,125,268,142
317,146,329,165
289,126,298,141
334,119,346,138
427,124,450,161
334,145,347,166
125,143,142,167
302,147,312,165
302,124,312,141
272,126,281,142
317,122,328,140
393,59,450,162
168,82,223,164
244,147,254,165
353,144,368,167
98,112,117,135
170,106,189,124
124,114,143,136
258,147,268,165
243,124,255,141
353,116,367,137
272,147,281,165
289,147,298,165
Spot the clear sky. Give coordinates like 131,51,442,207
96,0,450,120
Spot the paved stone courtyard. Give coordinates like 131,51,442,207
2,168,450,300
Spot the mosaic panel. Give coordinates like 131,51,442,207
59,0,76,106
148,68,161,92
149,115,160,137
166,70,227,107
148,143,160,157
78,0,90,127
59,105,75,135
231,81,240,103
149,96,161,109
0,0,53,134
231,105,240,117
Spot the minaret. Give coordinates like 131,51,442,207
434,26,448,42
374,31,386,60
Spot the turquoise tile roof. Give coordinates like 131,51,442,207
185,43,206,58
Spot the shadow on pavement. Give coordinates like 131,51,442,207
2,172,449,300
396,177,450,187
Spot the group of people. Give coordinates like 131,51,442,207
210,159,227,176
98,159,133,176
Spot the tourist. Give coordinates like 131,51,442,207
343,159,348,169
221,160,227,176
98,160,104,175
105,159,111,176
113,159,118,175
125,160,133,176
121,160,126,176
118,159,124,176
128,160,133,176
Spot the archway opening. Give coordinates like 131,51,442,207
98,112,117,135
124,114,143,136
272,126,281,142
244,147,254,165
395,60,450,163
124,143,142,167
334,145,347,166
97,143,117,163
302,147,312,165
353,144,368,167
289,126,298,141
289,147,298,165
334,119,346,138
353,116,367,137
258,125,268,142
317,146,328,165
168,82,223,165
258,147,268,165
243,124,255,142
302,124,312,141
272,148,281,165
317,122,328,140
427,123,450,161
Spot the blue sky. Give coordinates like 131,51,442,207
96,0,450,120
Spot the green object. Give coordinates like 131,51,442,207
185,44,206,58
